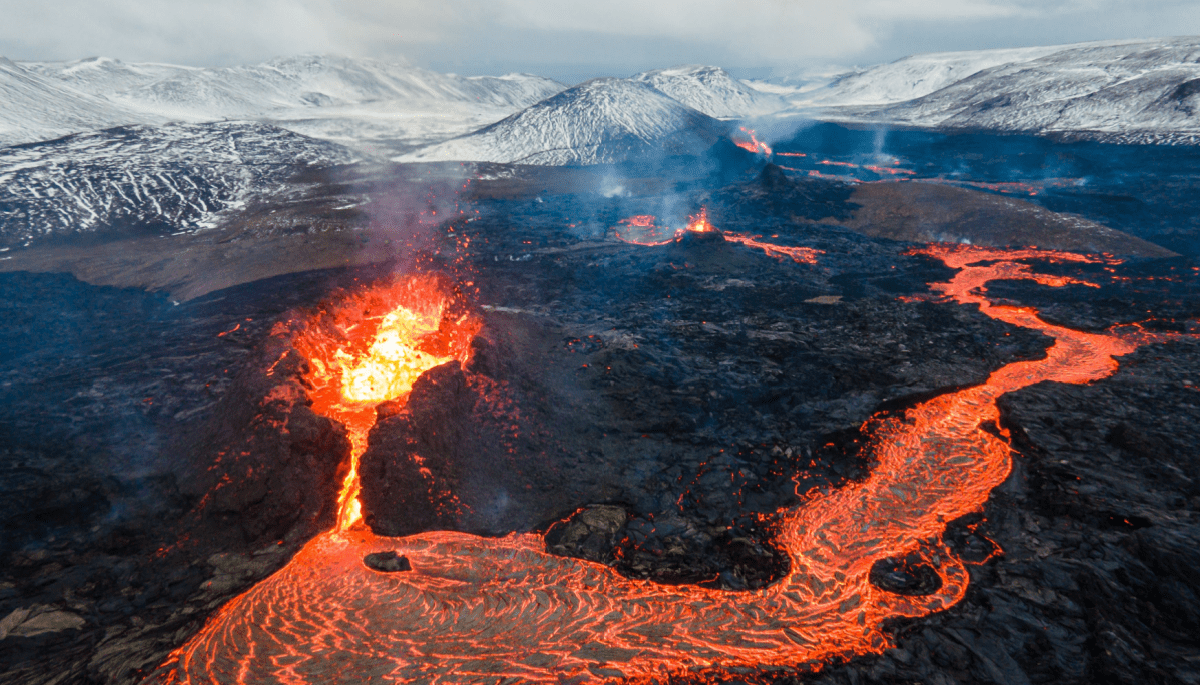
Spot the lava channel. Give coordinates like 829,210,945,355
615,208,823,264
148,246,1195,684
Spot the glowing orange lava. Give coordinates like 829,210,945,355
613,215,675,246
733,127,773,157
684,207,715,233
290,274,479,530
613,209,823,265
863,165,916,176
150,247,1196,684
722,233,822,264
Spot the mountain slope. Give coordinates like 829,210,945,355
0,122,358,247
0,58,161,148
5,56,566,154
401,78,729,165
801,37,1200,143
23,56,192,98
631,65,784,118
96,56,563,121
795,44,1083,107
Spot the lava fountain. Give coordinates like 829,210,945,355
149,247,1195,684
288,273,480,530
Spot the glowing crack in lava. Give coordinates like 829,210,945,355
152,248,1196,683
614,208,823,265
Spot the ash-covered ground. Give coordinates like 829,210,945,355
0,145,1198,685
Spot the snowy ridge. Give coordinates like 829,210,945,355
796,37,1200,142
4,55,565,153
400,78,727,166
631,65,785,118
22,56,193,100
791,44,1087,107
0,57,161,149
33,55,566,121
0,121,358,247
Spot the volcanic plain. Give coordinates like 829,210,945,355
1,131,1199,685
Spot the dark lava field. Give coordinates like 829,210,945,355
1,126,1199,684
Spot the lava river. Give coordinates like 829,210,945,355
149,245,1194,684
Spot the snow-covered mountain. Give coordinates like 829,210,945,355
26,55,564,121
0,121,358,248
3,55,565,154
784,44,1088,107
631,65,785,118
0,57,163,148
401,78,729,165
22,56,191,100
791,37,1200,143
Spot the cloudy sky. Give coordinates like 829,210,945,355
3,0,1198,82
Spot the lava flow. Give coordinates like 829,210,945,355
614,208,823,264
613,214,676,246
151,247,1195,684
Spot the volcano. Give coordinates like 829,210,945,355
3,46,1200,685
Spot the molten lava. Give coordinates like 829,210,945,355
290,274,479,529
151,247,1196,683
613,209,823,265
613,214,675,246
684,207,715,233
720,234,822,264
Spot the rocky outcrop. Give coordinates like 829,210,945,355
181,332,350,549
359,322,627,538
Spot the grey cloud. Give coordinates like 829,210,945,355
0,0,1196,80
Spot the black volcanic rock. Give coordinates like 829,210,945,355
359,318,632,538
758,162,791,191
364,551,411,573
180,333,350,548
544,505,629,566
839,181,1176,257
0,267,370,685
706,162,857,223
358,361,476,536
869,553,943,596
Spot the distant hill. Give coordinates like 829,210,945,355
630,65,785,119
0,57,157,148
401,78,731,165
